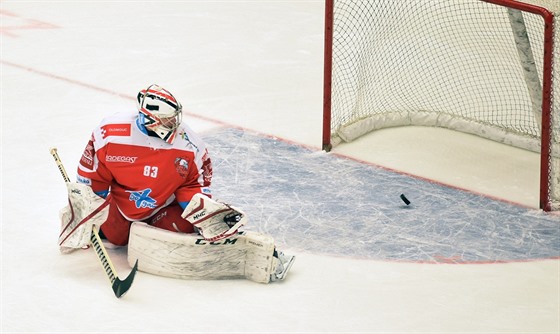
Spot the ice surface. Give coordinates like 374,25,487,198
207,128,559,263
1,1,559,333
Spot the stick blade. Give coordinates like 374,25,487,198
112,259,139,298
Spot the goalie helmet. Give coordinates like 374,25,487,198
136,84,182,144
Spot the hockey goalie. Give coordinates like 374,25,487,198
58,84,295,283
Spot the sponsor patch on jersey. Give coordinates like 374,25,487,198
179,131,200,152
76,174,92,185
126,188,157,209
174,157,189,178
101,124,131,138
80,139,95,170
106,155,138,163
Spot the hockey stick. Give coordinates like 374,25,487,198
50,147,138,298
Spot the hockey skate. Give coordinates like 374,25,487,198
270,250,295,282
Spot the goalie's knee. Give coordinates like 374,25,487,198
148,204,195,234
94,197,130,246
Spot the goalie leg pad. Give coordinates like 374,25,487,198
127,222,276,283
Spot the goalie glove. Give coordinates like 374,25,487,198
181,193,247,242
58,183,110,253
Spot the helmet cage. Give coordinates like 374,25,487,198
137,84,182,143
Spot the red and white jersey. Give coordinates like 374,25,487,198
77,112,212,221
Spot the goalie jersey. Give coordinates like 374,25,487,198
77,112,212,221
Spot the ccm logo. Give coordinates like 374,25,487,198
195,238,238,245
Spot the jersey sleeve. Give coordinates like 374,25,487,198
175,147,213,205
76,133,113,197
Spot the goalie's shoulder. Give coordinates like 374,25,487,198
95,112,136,129
90,112,136,143
173,123,208,153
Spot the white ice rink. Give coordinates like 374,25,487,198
1,1,559,333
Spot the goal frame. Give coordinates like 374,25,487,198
322,0,557,211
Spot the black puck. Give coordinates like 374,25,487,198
400,194,411,205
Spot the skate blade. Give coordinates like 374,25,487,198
277,255,296,281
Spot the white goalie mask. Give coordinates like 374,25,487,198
136,84,183,144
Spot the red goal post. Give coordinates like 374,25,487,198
322,0,559,211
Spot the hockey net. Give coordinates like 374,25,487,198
323,0,560,211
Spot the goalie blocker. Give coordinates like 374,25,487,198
127,222,295,283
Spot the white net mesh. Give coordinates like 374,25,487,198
327,0,559,209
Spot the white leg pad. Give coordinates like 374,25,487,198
127,222,276,283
